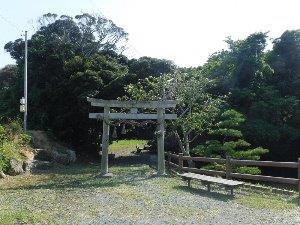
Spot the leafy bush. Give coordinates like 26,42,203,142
202,163,225,171
18,133,31,146
0,121,31,173
235,166,261,175
0,152,9,172
192,109,268,175
0,125,6,144
0,142,21,172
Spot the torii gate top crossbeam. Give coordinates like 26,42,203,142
89,112,177,120
87,97,177,109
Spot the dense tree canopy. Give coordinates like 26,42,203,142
1,13,175,150
200,30,300,162
0,13,299,166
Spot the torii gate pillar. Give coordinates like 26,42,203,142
157,107,166,175
101,107,110,175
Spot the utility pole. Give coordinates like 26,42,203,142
23,30,28,131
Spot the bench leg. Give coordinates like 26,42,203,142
225,186,234,196
187,179,191,188
207,183,211,192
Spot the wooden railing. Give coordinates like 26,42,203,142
166,152,300,195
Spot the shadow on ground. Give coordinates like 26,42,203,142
1,153,158,191
173,185,235,202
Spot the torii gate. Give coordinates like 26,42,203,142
87,97,177,176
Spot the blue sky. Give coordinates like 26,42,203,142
0,0,299,68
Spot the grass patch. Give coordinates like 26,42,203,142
0,163,298,224
235,193,298,210
0,164,153,224
0,206,46,225
109,139,147,155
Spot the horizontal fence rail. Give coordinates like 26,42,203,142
166,152,300,195
230,159,298,168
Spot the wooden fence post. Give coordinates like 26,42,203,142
226,155,231,179
167,151,171,169
298,158,300,197
179,153,183,173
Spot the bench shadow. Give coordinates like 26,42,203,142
173,185,235,202
286,195,300,206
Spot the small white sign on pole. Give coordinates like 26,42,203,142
20,105,25,112
20,97,26,105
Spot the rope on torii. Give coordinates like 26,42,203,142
87,98,178,176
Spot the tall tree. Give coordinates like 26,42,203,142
3,13,129,148
126,69,223,157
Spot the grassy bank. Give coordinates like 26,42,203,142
0,121,32,175
108,139,148,155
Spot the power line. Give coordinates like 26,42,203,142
88,0,107,19
0,13,22,32
127,42,143,58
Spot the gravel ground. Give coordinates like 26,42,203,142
0,158,299,225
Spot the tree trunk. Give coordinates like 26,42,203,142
172,128,194,168
183,131,194,167
183,132,190,155
173,129,185,153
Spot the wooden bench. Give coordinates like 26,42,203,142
179,172,244,195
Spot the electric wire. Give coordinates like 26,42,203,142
0,13,23,32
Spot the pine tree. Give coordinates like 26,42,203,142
192,109,268,174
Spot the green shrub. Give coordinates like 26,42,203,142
0,141,24,171
202,163,225,171
4,120,23,138
235,166,261,175
0,121,31,173
0,153,9,172
0,125,6,145
192,109,268,175
18,133,31,146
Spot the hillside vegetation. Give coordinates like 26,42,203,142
0,13,299,173
0,121,32,176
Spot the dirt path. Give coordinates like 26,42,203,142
0,160,299,225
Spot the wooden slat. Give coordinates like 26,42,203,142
169,153,179,159
89,113,177,120
230,173,298,185
183,156,226,164
182,167,226,177
169,162,179,169
180,173,244,186
87,98,177,108
231,159,298,168
298,158,300,195
164,152,182,159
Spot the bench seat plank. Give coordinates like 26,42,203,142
180,173,244,187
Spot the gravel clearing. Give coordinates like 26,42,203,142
0,159,299,225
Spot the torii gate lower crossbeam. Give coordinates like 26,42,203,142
87,98,177,176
